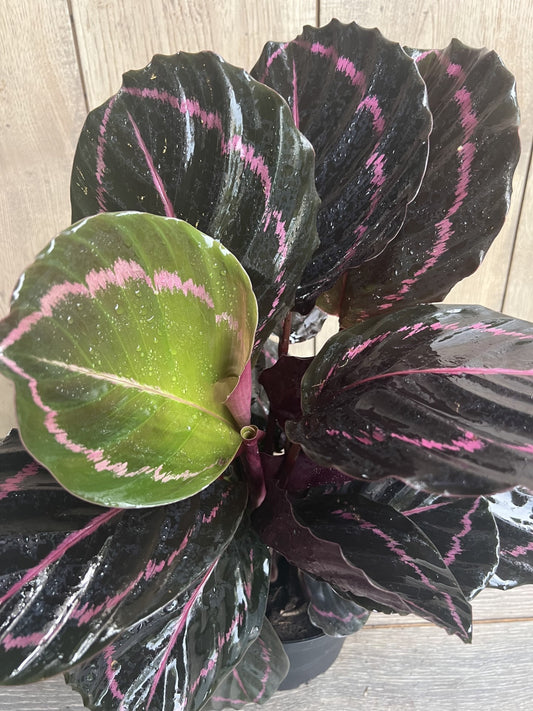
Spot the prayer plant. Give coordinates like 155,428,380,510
1,18,532,711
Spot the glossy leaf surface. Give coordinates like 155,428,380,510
301,574,370,636
320,40,520,324
252,19,431,307
487,488,533,589
66,522,270,711
253,476,471,640
0,212,257,507
203,618,289,710
287,304,533,495
0,432,247,683
408,498,498,599
71,51,319,347
359,478,499,599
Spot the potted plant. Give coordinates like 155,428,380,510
0,18,532,711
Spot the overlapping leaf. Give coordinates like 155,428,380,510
301,574,370,636
251,19,432,307
253,475,472,640
286,304,533,495
0,212,257,507
0,431,247,683
71,51,319,347
359,478,498,598
408,498,498,599
203,619,289,710
66,522,270,711
487,488,533,588
260,451,351,496
319,39,520,325
258,355,311,428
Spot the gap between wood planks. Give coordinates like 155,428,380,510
366,615,533,630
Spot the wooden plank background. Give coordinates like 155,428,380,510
0,1,532,709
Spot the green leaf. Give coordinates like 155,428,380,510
0,212,258,508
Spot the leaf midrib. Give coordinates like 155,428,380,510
36,357,234,429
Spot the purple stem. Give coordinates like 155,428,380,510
240,427,266,509
276,442,301,489
278,313,292,358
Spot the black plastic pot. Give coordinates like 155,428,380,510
279,632,345,690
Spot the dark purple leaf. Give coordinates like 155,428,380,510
358,478,499,598
251,19,431,308
286,304,533,495
202,618,289,710
320,40,520,325
258,355,312,428
487,488,533,589
261,451,351,495
408,498,498,599
0,432,247,683
66,522,270,711
253,477,472,640
70,52,319,349
301,573,370,636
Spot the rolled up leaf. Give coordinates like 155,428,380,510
320,39,520,324
286,304,533,495
0,432,247,683
0,212,257,507
71,51,319,347
252,19,431,308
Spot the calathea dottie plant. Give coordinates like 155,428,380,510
0,18,532,711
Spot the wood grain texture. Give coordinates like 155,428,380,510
504,144,533,319
320,0,533,315
0,0,88,434
4,589,533,711
71,0,318,108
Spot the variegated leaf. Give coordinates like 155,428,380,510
253,475,472,640
0,212,257,507
71,51,319,348
301,574,370,636
0,431,247,683
487,488,533,588
203,618,289,710
66,522,270,711
319,40,520,325
286,304,533,495
357,479,499,599
251,19,431,308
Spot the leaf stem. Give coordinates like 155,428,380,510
279,312,292,357
277,442,301,489
240,426,266,509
